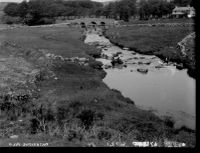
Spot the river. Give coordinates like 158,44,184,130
84,28,195,130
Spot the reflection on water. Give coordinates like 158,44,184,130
103,67,195,129
84,29,196,130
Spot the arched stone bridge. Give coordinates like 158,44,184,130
64,18,119,27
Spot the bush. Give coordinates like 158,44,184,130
173,131,196,147
88,60,103,70
25,17,56,26
37,18,56,25
3,3,19,17
77,110,96,130
97,130,112,140
86,49,101,58
30,103,56,133
2,15,22,25
77,109,104,130
163,116,175,128
67,129,83,141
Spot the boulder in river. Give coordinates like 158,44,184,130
10,135,19,139
79,57,88,62
176,63,184,70
155,65,165,69
116,52,122,55
113,52,122,58
123,47,129,50
151,56,157,59
166,62,173,66
104,65,112,69
144,61,151,65
124,97,135,105
138,61,144,65
111,57,123,66
137,68,148,74
102,54,109,59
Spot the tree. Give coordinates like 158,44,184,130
138,0,175,19
126,0,137,16
190,0,194,7
3,3,20,17
18,1,28,18
3,0,106,25
104,0,137,21
94,8,103,17
138,0,152,19
102,2,117,18
116,1,131,21
173,0,193,7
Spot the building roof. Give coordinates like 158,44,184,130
172,6,195,15
173,6,195,12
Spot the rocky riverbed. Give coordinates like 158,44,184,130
84,28,196,130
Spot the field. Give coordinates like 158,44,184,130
120,18,194,25
0,25,195,147
105,22,195,77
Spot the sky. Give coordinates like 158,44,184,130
0,0,115,2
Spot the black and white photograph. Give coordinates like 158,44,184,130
0,0,196,147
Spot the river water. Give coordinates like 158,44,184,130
84,29,196,130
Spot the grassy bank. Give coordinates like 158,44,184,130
0,25,195,147
105,23,195,77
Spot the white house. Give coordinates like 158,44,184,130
172,6,195,18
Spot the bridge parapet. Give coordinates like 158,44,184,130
64,18,116,26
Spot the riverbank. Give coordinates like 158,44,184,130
105,24,195,78
0,25,195,147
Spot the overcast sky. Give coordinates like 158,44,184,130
0,0,115,2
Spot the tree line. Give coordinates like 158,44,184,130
138,0,175,19
2,0,194,25
3,0,104,25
